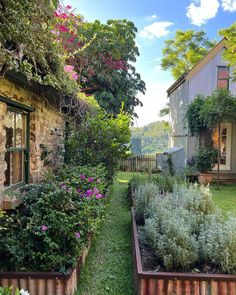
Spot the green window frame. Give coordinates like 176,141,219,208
0,96,33,189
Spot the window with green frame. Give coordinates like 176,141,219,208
4,108,29,188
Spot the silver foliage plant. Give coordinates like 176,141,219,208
137,183,236,273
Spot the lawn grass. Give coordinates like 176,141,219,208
211,183,236,216
76,172,135,295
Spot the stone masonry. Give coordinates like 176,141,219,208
0,77,65,195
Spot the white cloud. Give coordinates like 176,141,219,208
140,21,174,39
145,14,158,22
135,80,173,127
221,0,236,11
186,0,220,26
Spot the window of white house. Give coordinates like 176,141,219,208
217,66,229,90
4,108,29,187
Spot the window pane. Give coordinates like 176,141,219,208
5,111,15,148
218,67,229,79
217,79,228,89
4,152,11,187
12,151,23,184
15,113,26,148
4,151,24,186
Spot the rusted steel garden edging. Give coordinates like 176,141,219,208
131,208,236,295
0,234,93,295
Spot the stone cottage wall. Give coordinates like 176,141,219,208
0,77,65,194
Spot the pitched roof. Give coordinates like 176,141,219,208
167,38,226,96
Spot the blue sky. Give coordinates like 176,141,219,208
64,0,236,126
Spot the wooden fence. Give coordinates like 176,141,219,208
119,155,159,173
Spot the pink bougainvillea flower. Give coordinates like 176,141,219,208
66,5,72,9
80,174,86,180
93,187,99,194
75,232,81,238
54,11,60,17
41,225,48,232
95,194,103,199
68,37,75,44
86,189,94,197
57,25,68,33
60,13,68,19
71,72,78,80
88,177,94,182
64,65,74,73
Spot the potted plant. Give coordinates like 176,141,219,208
195,146,218,184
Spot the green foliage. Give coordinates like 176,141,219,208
70,19,146,115
0,166,108,272
0,287,21,295
0,0,78,94
65,110,131,179
195,147,218,173
219,22,236,80
161,30,216,79
131,121,170,154
185,95,208,136
135,177,236,273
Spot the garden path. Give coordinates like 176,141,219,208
76,172,134,295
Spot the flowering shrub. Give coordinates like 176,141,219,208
0,165,108,272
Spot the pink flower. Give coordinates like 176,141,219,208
66,5,72,9
95,194,103,199
41,225,48,232
76,188,81,193
54,11,60,17
86,189,94,197
57,25,68,33
71,72,78,80
68,37,75,44
75,232,81,238
93,187,99,194
88,177,94,182
80,174,86,180
60,184,67,190
64,65,74,73
96,179,101,183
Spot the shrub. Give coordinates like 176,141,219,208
136,180,236,273
65,110,131,179
0,165,108,272
195,146,218,173
135,183,159,223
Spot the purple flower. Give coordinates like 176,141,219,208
76,188,81,193
88,177,94,182
41,225,48,232
60,185,67,191
75,232,81,238
80,174,86,180
93,187,99,194
95,194,103,199
86,189,94,197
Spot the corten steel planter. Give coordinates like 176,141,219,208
131,208,236,295
198,173,213,185
0,234,93,295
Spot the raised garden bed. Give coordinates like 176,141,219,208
0,234,93,295
131,208,236,295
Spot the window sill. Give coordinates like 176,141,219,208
1,196,22,211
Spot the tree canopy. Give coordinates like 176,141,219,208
0,1,145,117
161,30,216,79
219,22,236,81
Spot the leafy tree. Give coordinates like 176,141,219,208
65,109,131,178
219,22,236,80
54,6,145,115
0,0,78,93
161,30,216,79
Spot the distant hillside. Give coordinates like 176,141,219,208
131,121,170,155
